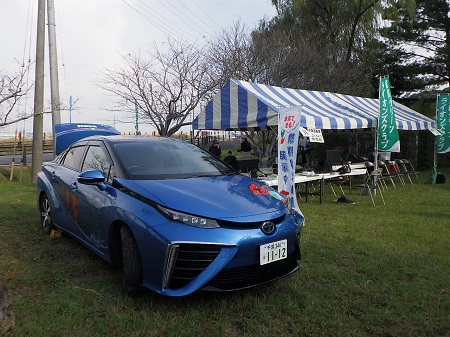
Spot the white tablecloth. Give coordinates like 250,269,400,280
258,168,367,203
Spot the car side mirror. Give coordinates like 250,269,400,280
78,170,107,191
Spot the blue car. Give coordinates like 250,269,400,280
37,136,304,296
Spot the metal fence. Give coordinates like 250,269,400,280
0,139,53,156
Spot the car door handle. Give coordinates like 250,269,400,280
71,182,78,190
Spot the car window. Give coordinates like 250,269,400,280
62,145,86,171
82,145,113,183
114,140,233,180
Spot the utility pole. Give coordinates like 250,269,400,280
31,0,45,183
47,0,61,157
69,95,73,123
135,98,139,134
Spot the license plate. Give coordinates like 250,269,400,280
260,239,287,265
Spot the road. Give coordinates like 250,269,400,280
0,152,54,166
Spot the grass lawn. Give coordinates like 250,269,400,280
0,166,449,337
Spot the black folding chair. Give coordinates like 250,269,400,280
395,159,413,184
365,161,387,190
378,160,396,188
384,160,405,186
401,159,420,183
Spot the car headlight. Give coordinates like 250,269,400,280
157,205,220,228
284,196,293,213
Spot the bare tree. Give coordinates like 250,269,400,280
206,20,262,86
0,63,33,128
205,22,296,162
98,39,220,136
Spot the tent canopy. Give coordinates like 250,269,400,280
192,79,436,132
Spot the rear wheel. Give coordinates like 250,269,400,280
120,226,143,295
40,194,54,235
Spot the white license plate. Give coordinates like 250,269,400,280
260,239,287,265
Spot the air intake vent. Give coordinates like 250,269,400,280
205,255,298,291
168,244,222,289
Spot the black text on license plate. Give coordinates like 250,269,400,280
260,239,287,265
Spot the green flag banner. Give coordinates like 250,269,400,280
436,94,450,154
378,76,400,152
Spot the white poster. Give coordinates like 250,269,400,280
300,127,324,143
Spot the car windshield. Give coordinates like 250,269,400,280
113,139,235,180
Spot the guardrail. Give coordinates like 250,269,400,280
0,134,237,156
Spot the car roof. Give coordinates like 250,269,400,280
80,135,186,145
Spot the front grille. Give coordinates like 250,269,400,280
217,214,286,229
204,254,298,291
168,243,222,289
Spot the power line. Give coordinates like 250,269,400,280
175,0,220,36
188,0,224,32
152,0,208,37
121,0,200,44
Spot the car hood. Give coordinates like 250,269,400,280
117,174,286,220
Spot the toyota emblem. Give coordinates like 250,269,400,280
260,221,275,235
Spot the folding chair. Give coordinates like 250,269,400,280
378,160,396,188
327,175,346,197
395,159,413,184
384,160,405,186
401,159,420,183
365,161,387,190
356,168,385,206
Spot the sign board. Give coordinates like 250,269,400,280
299,127,324,143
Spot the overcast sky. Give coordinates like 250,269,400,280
0,0,277,135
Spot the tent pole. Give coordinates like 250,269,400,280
374,119,378,170
431,95,438,184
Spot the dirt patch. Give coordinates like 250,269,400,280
0,283,15,335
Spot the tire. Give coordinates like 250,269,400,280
40,194,54,235
120,226,143,295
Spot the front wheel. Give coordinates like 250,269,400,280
40,194,54,235
120,226,143,295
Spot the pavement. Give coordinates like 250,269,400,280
0,152,54,166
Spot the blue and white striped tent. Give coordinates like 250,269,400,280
192,79,436,132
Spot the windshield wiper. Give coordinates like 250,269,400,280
180,174,213,179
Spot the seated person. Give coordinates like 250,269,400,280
208,139,222,158
223,151,238,170
237,137,252,155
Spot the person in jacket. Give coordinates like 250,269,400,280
223,151,238,170
208,139,222,158
237,137,252,155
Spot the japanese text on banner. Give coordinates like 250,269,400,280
378,76,400,152
436,94,450,154
278,107,302,212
